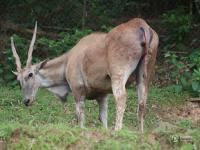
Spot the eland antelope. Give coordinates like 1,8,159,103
11,18,159,133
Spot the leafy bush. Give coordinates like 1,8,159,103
177,119,192,129
161,8,200,96
165,49,200,96
162,8,192,43
161,8,192,61
37,29,93,56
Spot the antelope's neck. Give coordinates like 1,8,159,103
38,53,68,88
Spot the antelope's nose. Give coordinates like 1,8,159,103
24,99,30,106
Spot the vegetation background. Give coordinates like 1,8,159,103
0,0,200,149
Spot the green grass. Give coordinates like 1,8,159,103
0,86,199,150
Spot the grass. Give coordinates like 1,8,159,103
0,86,199,150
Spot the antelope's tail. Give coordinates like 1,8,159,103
139,27,153,78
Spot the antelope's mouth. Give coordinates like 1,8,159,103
24,98,35,106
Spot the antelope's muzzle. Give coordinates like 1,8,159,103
24,99,30,106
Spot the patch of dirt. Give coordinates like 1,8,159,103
153,133,172,150
11,129,21,143
148,134,157,145
85,131,105,142
68,140,87,150
0,140,6,150
155,101,200,126
68,131,105,150
150,101,200,150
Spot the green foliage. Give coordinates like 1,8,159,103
38,29,93,56
2,0,197,29
162,8,192,43
177,119,192,129
162,8,200,96
0,86,194,149
179,144,194,150
0,124,20,140
165,49,200,96
161,8,193,66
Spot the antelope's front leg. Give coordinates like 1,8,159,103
112,79,127,131
75,96,85,128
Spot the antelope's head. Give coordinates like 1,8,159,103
11,22,47,106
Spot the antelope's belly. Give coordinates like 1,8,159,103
85,75,112,99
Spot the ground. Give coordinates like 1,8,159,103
0,86,199,150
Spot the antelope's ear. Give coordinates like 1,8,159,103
12,71,18,76
35,59,48,72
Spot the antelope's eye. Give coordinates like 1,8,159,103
28,73,33,78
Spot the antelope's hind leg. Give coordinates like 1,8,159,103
111,77,127,131
111,66,136,131
109,58,141,131
136,52,157,133
136,62,148,134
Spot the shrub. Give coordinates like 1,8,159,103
165,49,200,96
162,8,192,43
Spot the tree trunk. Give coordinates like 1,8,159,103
82,0,87,29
